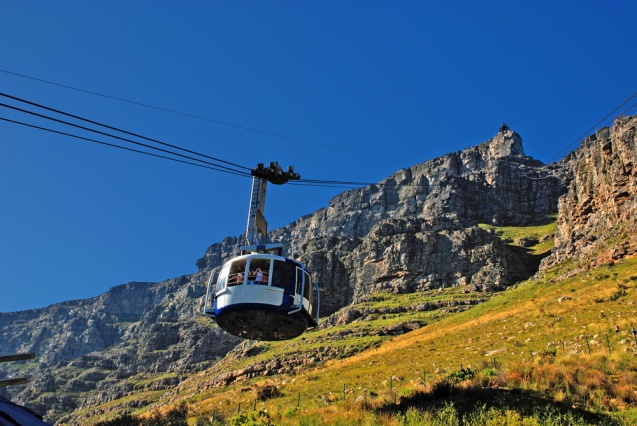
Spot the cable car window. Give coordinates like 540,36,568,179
216,263,230,292
247,258,271,285
229,260,247,286
272,260,296,294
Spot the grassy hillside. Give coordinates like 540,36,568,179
478,217,558,255
88,221,637,425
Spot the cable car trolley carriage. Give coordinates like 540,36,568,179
204,163,320,341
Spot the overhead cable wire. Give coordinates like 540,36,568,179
548,90,637,163
0,69,408,164
289,182,365,189
584,98,637,149
0,92,250,172
0,116,251,178
0,102,252,177
525,98,637,181
0,93,381,188
617,99,637,121
522,168,566,180
0,93,391,189
558,97,637,162
295,178,431,188
0,96,378,187
299,178,379,186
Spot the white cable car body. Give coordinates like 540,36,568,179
203,163,320,341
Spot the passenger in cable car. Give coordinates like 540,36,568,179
256,268,264,285
229,262,246,286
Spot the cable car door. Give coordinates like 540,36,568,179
203,266,222,319
295,267,303,306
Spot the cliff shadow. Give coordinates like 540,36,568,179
505,245,551,284
377,384,615,424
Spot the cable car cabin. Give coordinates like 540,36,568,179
203,244,320,341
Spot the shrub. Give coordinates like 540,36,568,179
396,407,432,426
284,406,299,418
194,408,225,426
446,367,476,384
462,405,538,426
94,414,140,426
140,404,188,426
398,387,417,399
432,402,460,426
610,289,627,301
256,384,281,401
480,367,499,377
532,406,588,425
228,410,273,426
538,349,557,360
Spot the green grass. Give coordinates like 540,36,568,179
6,361,40,375
197,288,488,379
128,372,178,386
479,216,557,254
70,389,167,424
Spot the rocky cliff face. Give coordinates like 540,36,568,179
0,127,569,423
541,115,637,272
199,128,565,314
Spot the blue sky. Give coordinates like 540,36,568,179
1,1,636,312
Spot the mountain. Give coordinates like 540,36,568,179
197,126,566,314
1,116,635,424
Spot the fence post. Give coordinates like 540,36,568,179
237,403,241,414
605,333,612,354
297,392,301,408
343,384,346,401
585,335,591,355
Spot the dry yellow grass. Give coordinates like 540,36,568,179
184,255,637,422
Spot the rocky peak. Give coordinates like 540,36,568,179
487,127,525,157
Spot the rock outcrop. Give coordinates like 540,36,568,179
541,115,637,271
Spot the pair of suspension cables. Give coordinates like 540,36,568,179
1,69,635,185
